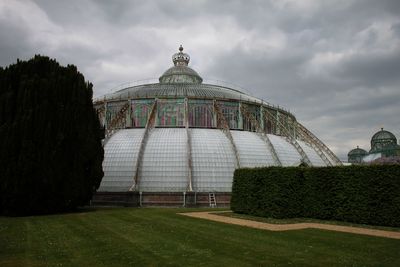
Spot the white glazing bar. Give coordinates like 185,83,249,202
185,97,193,192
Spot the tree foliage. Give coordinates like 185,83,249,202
0,55,104,215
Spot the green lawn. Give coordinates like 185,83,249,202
1,208,399,267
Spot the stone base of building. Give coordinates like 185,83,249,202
91,191,231,208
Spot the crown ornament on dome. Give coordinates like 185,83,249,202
172,45,190,66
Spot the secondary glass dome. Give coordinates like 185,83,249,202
348,146,368,163
370,128,400,156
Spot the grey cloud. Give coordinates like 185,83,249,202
335,51,400,87
1,0,399,161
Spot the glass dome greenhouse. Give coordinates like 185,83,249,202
92,46,342,206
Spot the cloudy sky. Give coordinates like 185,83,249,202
1,0,399,160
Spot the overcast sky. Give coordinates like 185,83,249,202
1,0,399,160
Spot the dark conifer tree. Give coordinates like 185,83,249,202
0,55,104,215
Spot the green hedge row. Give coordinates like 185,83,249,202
231,166,400,227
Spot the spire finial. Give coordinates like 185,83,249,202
381,127,384,131
172,45,190,66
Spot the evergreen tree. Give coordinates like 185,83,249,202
0,55,104,215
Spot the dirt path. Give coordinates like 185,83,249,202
179,211,400,240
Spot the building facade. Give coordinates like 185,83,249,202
93,46,342,206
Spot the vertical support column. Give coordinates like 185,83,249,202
125,99,132,128
238,102,243,130
292,117,297,139
104,101,108,130
212,100,218,128
260,105,265,132
185,98,193,192
154,98,159,127
276,110,280,135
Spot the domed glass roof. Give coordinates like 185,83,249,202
348,146,367,156
93,45,343,196
370,128,398,153
159,46,203,84
371,128,397,142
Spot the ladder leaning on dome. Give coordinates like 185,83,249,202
263,108,313,166
240,104,282,166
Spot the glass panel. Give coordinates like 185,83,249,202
218,101,240,129
297,140,326,166
106,101,127,129
191,129,236,192
231,131,275,167
263,108,277,134
131,99,154,127
140,128,187,191
242,104,260,132
98,129,145,192
157,99,185,127
268,134,302,166
188,99,215,128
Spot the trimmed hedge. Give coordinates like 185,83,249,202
231,165,400,227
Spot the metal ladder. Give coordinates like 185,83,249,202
209,192,217,208
240,104,282,166
263,109,313,166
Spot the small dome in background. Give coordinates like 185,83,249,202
371,128,397,142
370,128,398,153
348,146,368,164
348,146,368,156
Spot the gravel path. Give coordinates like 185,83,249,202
179,211,400,240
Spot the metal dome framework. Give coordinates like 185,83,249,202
370,128,398,153
93,46,342,206
348,128,400,164
348,146,368,164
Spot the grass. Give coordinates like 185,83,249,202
216,211,400,232
0,207,399,267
